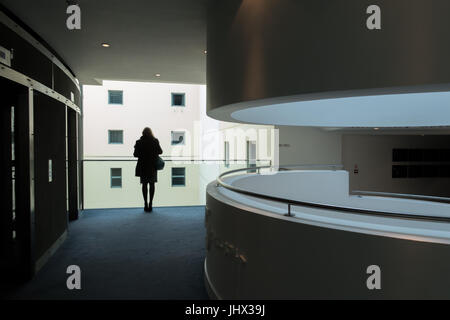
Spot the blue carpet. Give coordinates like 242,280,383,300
7,206,209,300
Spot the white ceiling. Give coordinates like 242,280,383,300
4,0,450,131
0,0,207,85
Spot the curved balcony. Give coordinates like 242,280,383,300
204,166,450,299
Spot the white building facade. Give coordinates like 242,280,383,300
82,80,275,208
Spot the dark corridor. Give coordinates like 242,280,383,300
3,206,208,300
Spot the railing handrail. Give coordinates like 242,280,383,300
216,165,450,223
217,164,344,178
82,158,271,162
351,190,450,204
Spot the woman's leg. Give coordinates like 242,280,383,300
142,183,148,208
149,182,155,208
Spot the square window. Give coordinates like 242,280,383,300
439,165,450,178
442,149,450,162
108,130,123,144
408,149,423,162
422,165,439,178
392,149,408,162
171,131,185,145
423,149,440,162
392,165,407,178
171,167,186,186
108,90,123,105
407,165,422,178
110,168,122,188
171,93,185,106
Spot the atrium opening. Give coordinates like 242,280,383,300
2,0,450,301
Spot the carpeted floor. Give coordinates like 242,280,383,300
6,206,209,300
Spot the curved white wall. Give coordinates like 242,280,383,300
205,174,450,299
227,170,450,218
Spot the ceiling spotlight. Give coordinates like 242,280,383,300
155,73,161,77
101,43,110,48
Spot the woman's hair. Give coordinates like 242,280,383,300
142,127,155,138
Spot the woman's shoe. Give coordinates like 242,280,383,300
144,204,149,212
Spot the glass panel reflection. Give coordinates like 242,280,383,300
83,159,270,209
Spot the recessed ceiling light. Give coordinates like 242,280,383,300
155,73,161,77
101,43,110,48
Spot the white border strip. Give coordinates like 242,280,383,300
0,64,81,113
0,10,80,92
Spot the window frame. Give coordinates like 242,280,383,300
392,148,450,178
171,92,186,107
171,167,186,187
108,90,124,105
108,130,124,144
110,168,122,188
171,131,185,146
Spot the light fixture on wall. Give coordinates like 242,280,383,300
101,43,110,48
204,50,207,54
374,127,379,130
155,73,161,77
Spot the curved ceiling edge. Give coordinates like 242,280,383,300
207,0,450,126
207,84,450,128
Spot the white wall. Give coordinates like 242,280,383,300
218,122,274,161
277,126,342,165
83,81,275,162
342,134,450,197
83,81,204,158
82,80,276,208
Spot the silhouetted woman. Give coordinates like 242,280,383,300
134,127,163,212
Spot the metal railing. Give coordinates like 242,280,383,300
216,165,450,223
82,158,266,163
351,190,450,204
